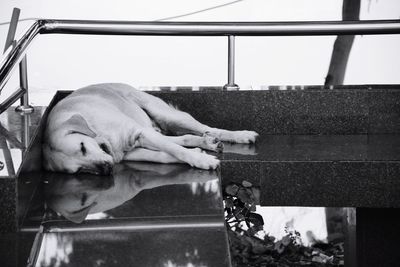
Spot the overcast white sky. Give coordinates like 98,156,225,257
0,0,399,102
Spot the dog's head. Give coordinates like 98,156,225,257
43,114,114,175
44,171,115,223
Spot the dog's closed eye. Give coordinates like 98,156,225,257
80,142,87,155
100,143,111,155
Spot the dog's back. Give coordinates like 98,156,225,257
49,83,154,130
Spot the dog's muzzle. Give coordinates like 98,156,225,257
77,162,113,176
96,162,113,176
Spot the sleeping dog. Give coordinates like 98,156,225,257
43,83,258,174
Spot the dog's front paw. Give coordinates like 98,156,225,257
187,151,220,170
231,130,259,144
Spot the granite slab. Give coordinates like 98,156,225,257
35,227,231,267
41,162,223,225
218,134,400,207
220,134,400,161
151,88,400,135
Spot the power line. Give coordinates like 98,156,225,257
0,1,246,27
0,17,40,27
156,0,245,21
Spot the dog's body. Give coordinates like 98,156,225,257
43,83,258,174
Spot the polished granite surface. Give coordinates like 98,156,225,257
152,87,400,135
41,163,223,225
32,163,230,267
35,228,230,267
218,134,400,207
219,134,400,161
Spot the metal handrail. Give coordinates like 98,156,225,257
41,19,400,36
1,18,400,112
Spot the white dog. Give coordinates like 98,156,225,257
43,83,258,174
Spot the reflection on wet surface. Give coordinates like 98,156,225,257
220,134,400,161
0,107,45,177
34,162,230,267
43,162,222,224
36,228,229,267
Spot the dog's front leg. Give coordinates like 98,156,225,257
124,148,183,163
130,128,219,170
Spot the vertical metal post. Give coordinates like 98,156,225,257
22,112,31,151
3,8,20,53
15,55,34,113
223,35,239,90
3,8,34,113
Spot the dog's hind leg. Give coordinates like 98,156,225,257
125,87,258,143
143,102,259,144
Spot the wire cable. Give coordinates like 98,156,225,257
0,0,245,27
0,17,40,27
156,0,245,21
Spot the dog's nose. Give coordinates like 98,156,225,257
97,162,113,176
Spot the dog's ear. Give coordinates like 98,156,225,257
65,114,96,138
63,202,96,224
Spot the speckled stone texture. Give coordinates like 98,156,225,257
0,232,37,267
0,178,17,233
260,161,400,207
220,161,261,186
368,89,400,134
151,89,400,135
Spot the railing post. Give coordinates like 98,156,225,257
22,110,31,151
223,35,239,90
3,8,33,114
15,55,34,113
3,8,20,54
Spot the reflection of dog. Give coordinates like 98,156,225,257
43,83,258,174
44,162,219,223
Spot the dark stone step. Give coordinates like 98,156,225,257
220,134,400,207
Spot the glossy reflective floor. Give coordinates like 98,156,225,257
15,131,389,266
220,134,400,161
33,163,230,267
